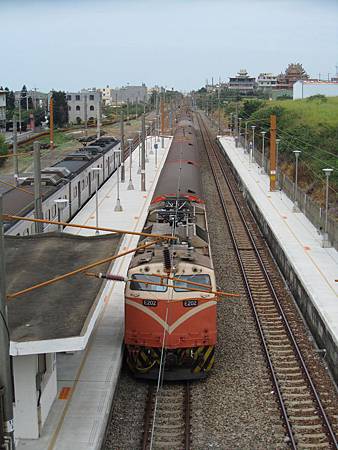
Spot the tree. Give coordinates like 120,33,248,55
51,91,69,127
0,133,8,167
20,85,28,109
5,89,16,110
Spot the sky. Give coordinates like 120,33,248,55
1,0,337,92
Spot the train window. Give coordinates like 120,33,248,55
174,275,211,292
48,210,51,220
74,186,77,197
130,274,167,292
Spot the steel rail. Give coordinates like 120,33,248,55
198,112,338,448
142,382,191,450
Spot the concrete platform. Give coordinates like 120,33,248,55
218,136,338,381
16,136,172,450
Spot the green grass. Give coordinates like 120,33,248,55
241,96,338,190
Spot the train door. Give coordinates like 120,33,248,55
68,182,72,218
77,180,81,208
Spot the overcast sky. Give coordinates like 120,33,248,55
1,0,337,92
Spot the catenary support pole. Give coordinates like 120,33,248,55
12,115,19,185
33,141,44,233
141,114,146,191
0,195,15,449
269,115,277,191
120,112,125,182
49,96,54,150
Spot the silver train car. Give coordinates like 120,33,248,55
3,136,121,235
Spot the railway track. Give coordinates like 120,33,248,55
142,382,191,450
197,112,338,449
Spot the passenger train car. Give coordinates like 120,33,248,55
4,136,121,236
125,109,217,380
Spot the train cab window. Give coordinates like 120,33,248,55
174,274,211,292
130,274,167,292
82,180,85,189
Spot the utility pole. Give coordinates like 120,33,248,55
120,112,125,182
0,195,15,449
49,96,54,150
270,115,277,191
33,142,44,233
84,94,88,137
96,100,101,139
160,96,165,149
12,115,19,185
217,86,221,135
18,99,22,134
141,114,146,191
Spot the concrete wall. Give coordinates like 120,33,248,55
218,142,338,384
293,81,338,99
13,353,57,439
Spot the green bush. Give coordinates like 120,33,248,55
0,134,8,167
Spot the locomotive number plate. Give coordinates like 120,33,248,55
143,299,157,307
183,300,198,307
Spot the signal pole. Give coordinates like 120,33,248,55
0,195,15,449
49,96,54,150
33,142,44,233
270,115,277,191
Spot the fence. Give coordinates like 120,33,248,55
239,138,338,250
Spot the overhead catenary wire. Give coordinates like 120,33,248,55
3,214,176,240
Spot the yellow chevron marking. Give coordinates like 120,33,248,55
126,299,217,335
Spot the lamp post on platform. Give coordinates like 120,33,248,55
114,149,123,211
251,125,256,164
137,130,142,174
261,131,266,173
276,138,280,185
149,122,154,155
322,168,333,247
292,150,301,213
127,138,134,190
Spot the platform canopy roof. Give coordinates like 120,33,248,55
5,232,121,355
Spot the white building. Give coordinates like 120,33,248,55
99,86,113,106
293,80,338,99
257,73,278,89
66,89,101,124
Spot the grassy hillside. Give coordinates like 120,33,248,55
239,96,338,202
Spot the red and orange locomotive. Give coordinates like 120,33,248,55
124,112,217,380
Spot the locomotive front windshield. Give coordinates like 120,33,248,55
130,274,167,292
173,274,211,292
